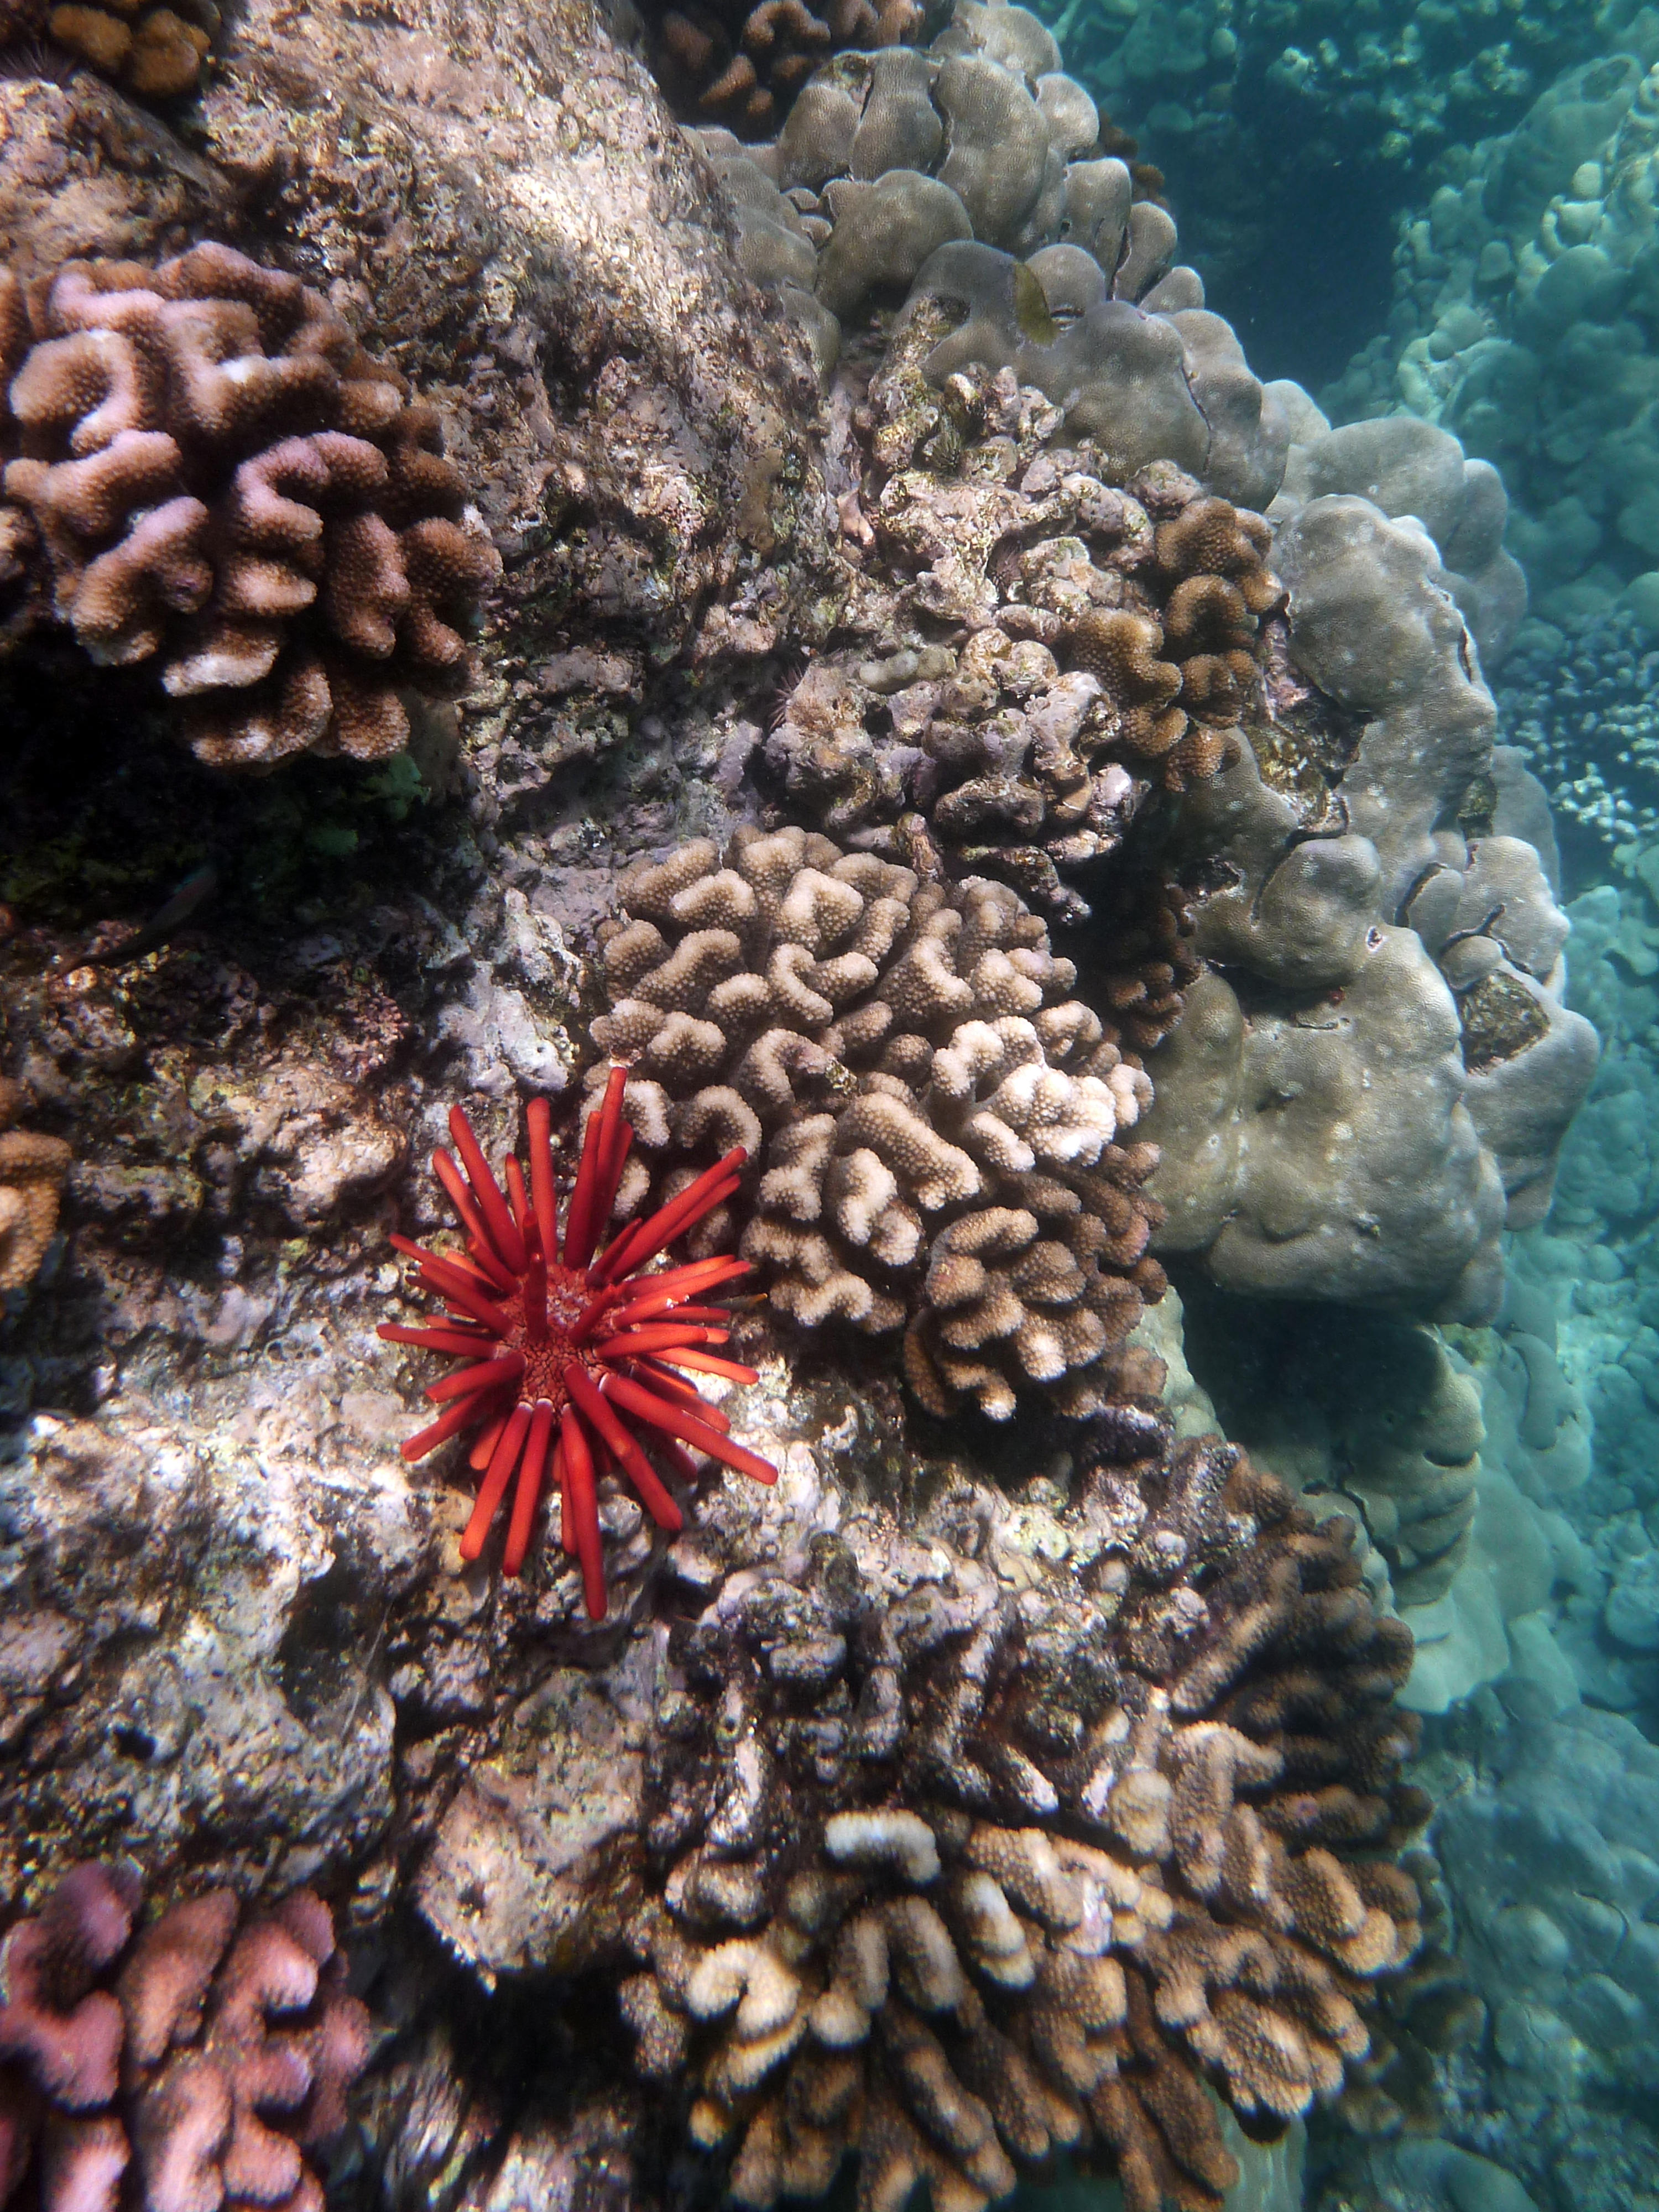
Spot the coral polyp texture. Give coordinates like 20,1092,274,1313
589,825,1166,1420
0,1861,369,2212
0,244,500,770
0,1077,70,1292
623,1436,1425,2212
380,1068,777,1619
761,343,1284,926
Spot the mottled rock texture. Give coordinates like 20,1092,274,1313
0,0,847,787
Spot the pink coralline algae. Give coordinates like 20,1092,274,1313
380,1066,778,1619
0,1862,371,2212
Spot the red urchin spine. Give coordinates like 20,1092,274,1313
379,1066,776,1618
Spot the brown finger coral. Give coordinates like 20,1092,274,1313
643,0,922,138
40,0,215,99
0,1077,70,1292
0,246,500,770
623,1436,1425,2212
588,825,1166,1420
0,1863,371,2212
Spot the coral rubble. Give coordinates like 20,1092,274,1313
381,1068,776,1617
1,245,500,769
0,1861,370,2212
589,824,1167,1417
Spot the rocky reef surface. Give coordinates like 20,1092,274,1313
0,4,1643,2212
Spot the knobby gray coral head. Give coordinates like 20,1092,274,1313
0,244,500,770
623,1435,1425,2212
587,823,1167,1420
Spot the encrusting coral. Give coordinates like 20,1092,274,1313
588,825,1168,1420
0,1861,370,2212
763,345,1285,926
0,1076,70,1292
623,1434,1426,2212
379,1066,777,1619
0,244,500,770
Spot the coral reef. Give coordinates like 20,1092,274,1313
1,245,500,769
0,3,1621,2211
1178,1290,1487,1614
1327,1677,1659,2212
0,0,847,810
0,1074,70,1291
759,340,1285,920
45,0,213,99
1140,444,1597,1322
1015,0,1619,393
696,0,1237,386
380,1067,776,1617
1272,410,1528,672
0,1860,370,2212
1322,32,1659,632
622,1432,1425,2212
1497,604,1659,855
588,824,1168,1417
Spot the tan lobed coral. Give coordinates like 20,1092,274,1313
588,824,1167,1419
0,1074,70,1291
622,1434,1425,2212
0,1861,371,2212
762,337,1283,926
0,244,500,770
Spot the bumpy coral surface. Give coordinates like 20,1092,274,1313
0,1861,369,2212
381,1069,776,1618
1141,439,1597,1320
765,343,1283,925
698,0,1227,384
1323,48,1659,628
0,1076,70,1292
1499,603,1659,853
623,1435,1425,2212
590,825,1167,1418
0,244,500,769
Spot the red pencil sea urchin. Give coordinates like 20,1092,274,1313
379,1067,776,1617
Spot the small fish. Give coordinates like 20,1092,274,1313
87,860,220,967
